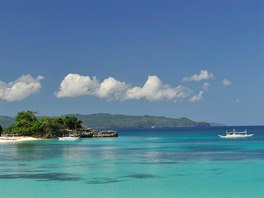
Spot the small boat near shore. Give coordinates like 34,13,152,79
218,129,253,139
58,136,80,141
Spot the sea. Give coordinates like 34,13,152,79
0,126,263,198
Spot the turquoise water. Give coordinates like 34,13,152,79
0,126,263,198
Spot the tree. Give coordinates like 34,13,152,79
63,116,82,130
36,117,62,138
3,111,83,138
0,124,3,135
16,110,37,124
13,111,38,136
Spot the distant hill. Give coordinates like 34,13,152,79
0,116,15,128
66,113,210,129
210,122,226,126
0,113,210,129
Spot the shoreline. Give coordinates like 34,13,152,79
0,136,41,143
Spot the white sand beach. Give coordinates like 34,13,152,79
0,136,41,143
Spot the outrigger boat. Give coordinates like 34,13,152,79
58,136,80,141
218,129,253,139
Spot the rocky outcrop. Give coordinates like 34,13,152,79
77,129,118,138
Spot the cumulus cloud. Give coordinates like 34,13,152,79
97,77,129,100
124,76,191,101
55,74,192,101
189,91,204,103
0,75,44,102
182,70,214,82
202,82,210,91
222,79,232,87
55,74,99,98
188,82,210,103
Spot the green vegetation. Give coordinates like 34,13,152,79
2,110,82,138
0,112,210,132
70,113,210,129
0,124,3,135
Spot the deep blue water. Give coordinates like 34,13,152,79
0,126,263,198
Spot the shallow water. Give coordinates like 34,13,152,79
0,126,263,198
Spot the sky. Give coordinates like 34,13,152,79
0,0,263,126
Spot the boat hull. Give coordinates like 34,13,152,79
218,134,253,139
58,137,80,141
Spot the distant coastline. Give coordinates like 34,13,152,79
1,113,210,129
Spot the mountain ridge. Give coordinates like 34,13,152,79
0,113,210,129
66,113,210,129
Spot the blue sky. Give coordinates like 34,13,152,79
0,0,263,125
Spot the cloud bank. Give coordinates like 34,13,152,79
0,75,44,102
182,70,214,82
55,74,192,101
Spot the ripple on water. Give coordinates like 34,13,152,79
0,172,82,182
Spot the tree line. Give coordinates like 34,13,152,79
1,111,82,138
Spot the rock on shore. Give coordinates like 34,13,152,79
77,129,118,138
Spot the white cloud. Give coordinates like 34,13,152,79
236,98,240,103
55,74,99,98
0,75,44,102
222,79,232,87
96,77,129,100
182,70,214,82
56,74,192,101
202,82,210,91
189,91,204,103
188,82,210,103
124,76,191,101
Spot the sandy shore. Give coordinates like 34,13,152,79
0,136,41,143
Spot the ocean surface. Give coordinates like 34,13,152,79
0,126,263,198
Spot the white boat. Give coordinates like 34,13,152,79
218,129,253,139
58,136,80,141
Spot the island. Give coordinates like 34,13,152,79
0,111,210,141
0,111,118,140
